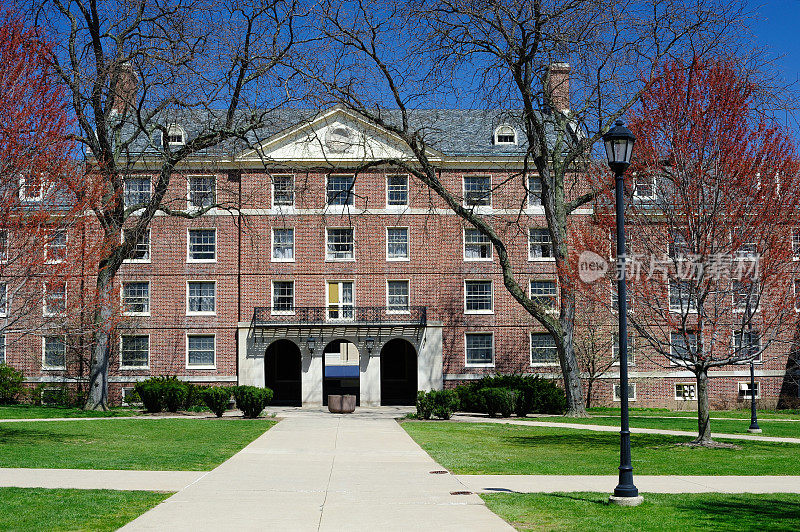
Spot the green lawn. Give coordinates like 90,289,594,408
402,421,800,475
0,405,140,419
587,407,800,420
534,415,800,438
0,418,275,470
0,488,170,531
482,492,800,532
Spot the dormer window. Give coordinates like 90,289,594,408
19,175,43,201
494,124,517,145
166,125,185,146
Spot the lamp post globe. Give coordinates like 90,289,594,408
604,119,642,506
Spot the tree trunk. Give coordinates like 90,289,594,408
585,378,594,408
693,369,713,444
84,265,115,411
560,316,588,417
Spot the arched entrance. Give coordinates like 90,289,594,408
265,339,301,406
322,339,360,406
380,339,418,405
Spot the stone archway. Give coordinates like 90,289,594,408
265,339,302,406
380,338,418,406
322,339,360,406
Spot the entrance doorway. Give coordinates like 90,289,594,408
265,339,301,406
322,339,360,406
380,339,417,405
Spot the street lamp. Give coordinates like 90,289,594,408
306,337,317,355
603,119,642,506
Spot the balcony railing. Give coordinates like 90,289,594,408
252,306,427,327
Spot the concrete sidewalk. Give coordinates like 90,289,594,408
452,415,800,444
456,475,800,494
0,468,204,492
122,415,512,531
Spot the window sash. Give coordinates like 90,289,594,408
188,282,215,313
45,230,67,262
327,175,355,205
188,229,216,261
466,333,493,365
43,336,65,368
465,281,492,312
529,228,553,258
528,176,542,206
272,229,294,260
387,228,409,259
463,176,491,206
125,230,150,261
671,332,698,361
733,330,761,361
188,177,215,209
123,282,150,314
464,229,491,259
0,334,5,364
530,281,557,309
675,383,697,400
44,281,66,315
387,176,409,206
326,228,354,260
272,281,294,312
387,281,410,312
613,383,636,401
669,280,697,313
530,333,558,364
121,336,149,367
188,335,215,366
124,178,151,207
273,175,295,206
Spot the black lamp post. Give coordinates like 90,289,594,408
748,359,761,433
603,120,641,506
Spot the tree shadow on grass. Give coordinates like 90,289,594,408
0,427,83,446
547,492,608,505
672,496,800,531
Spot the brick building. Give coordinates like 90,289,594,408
3,103,799,409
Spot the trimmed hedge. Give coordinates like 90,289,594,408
134,376,190,413
416,389,460,420
232,386,273,418
202,386,232,417
480,387,516,418
0,364,25,405
454,375,567,416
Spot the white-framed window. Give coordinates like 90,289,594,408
733,329,762,363
120,335,149,368
272,228,295,262
529,228,553,260
42,335,66,370
45,229,67,264
187,229,216,262
387,227,409,260
732,280,759,313
528,176,542,207
738,381,760,399
675,382,697,400
530,280,557,310
272,174,295,207
465,332,494,367
326,228,354,261
732,227,758,259
122,281,150,316
187,334,215,368
19,174,44,201
632,174,655,200
668,230,691,259
326,280,354,320
465,280,493,314
463,175,491,206
0,334,5,364
0,229,8,263
272,281,294,314
187,281,215,315
124,177,151,209
188,176,215,210
530,333,558,365
123,229,151,262
613,383,637,402
494,124,517,145
387,280,410,313
792,229,800,260
166,124,185,146
670,331,698,365
464,228,492,261
669,279,697,313
387,175,409,206
122,387,142,407
326,174,355,206
611,283,634,313
0,282,8,317
612,333,636,365
43,280,66,316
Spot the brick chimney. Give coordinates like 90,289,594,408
110,62,138,114
547,62,570,113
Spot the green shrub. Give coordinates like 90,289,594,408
416,390,433,420
161,377,188,413
480,387,516,418
532,381,568,414
134,379,164,413
455,386,485,413
454,374,567,416
0,364,25,405
202,386,232,417
232,385,273,418
183,383,206,410
430,390,460,420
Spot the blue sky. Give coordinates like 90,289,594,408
749,1,800,132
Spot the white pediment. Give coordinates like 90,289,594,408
238,108,438,163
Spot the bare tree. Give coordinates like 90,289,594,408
32,0,305,409
304,0,743,415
